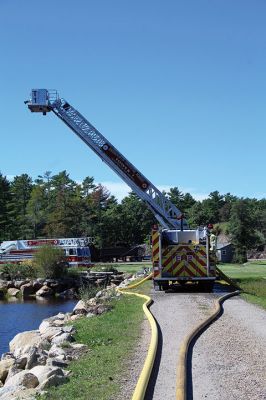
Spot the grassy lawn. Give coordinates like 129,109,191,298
44,278,152,400
218,262,266,309
92,262,152,275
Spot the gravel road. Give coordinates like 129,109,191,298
146,289,217,400
192,296,266,400
145,286,266,400
117,285,265,400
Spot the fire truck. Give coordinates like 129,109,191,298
0,237,93,267
26,89,217,291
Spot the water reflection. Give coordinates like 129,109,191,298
0,298,77,355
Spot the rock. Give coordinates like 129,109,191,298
41,327,63,341
9,331,42,356
51,332,73,346
58,288,76,299
36,285,54,297
0,289,6,299
6,281,14,289
0,385,18,399
52,319,65,327
0,380,2,388
16,356,27,370
13,280,28,289
5,365,23,382
4,370,39,389
62,325,75,334
48,345,66,359
95,290,103,298
0,280,7,290
7,288,20,297
86,312,95,318
44,279,57,286
29,365,64,385
20,283,35,297
38,320,51,334
70,314,82,321
73,300,88,315
25,347,38,370
1,353,15,361
87,297,97,306
0,358,15,383
38,374,68,390
32,280,43,291
46,358,69,368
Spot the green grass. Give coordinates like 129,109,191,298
92,262,152,275
218,262,266,309
44,282,150,400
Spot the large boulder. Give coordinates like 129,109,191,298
25,347,38,370
38,374,68,390
73,300,88,315
29,365,64,386
0,358,15,383
4,369,39,389
38,320,51,335
48,345,66,359
51,332,74,346
7,288,20,297
41,327,63,341
36,285,54,297
5,366,23,382
13,280,28,289
20,283,35,297
9,331,43,356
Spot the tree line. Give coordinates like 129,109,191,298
0,171,265,262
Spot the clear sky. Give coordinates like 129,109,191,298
0,0,265,201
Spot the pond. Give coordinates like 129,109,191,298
0,297,77,355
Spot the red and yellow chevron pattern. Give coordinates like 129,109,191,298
161,245,209,278
152,229,160,277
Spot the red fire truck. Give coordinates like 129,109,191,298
0,237,93,267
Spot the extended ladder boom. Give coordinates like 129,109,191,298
26,89,188,229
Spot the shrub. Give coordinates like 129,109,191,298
33,245,67,279
78,284,100,302
0,262,37,280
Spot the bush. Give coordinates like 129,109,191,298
0,262,37,280
33,245,67,279
78,284,100,302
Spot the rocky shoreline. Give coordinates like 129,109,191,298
0,270,126,300
0,273,136,400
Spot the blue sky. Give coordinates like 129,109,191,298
0,0,265,201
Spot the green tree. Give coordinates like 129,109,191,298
167,187,184,210
44,171,78,237
26,185,47,238
117,193,156,246
0,173,11,240
8,174,33,238
228,199,260,263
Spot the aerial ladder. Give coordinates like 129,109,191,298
26,89,216,290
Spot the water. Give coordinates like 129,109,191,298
0,298,77,355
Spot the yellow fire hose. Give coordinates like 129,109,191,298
176,289,240,400
117,273,158,400
117,270,240,400
216,266,241,289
